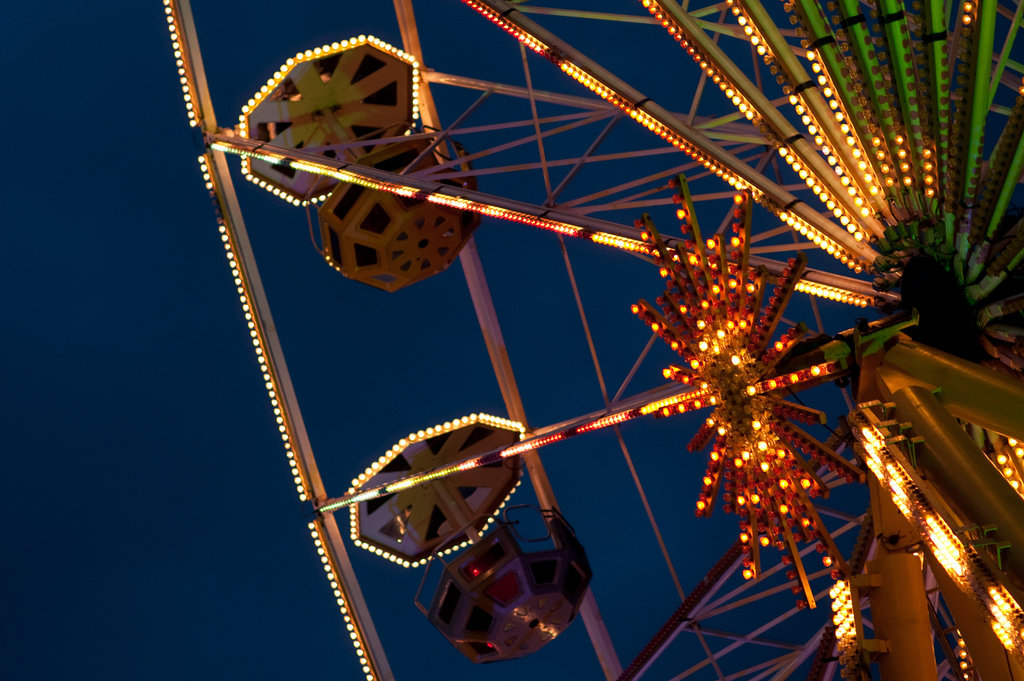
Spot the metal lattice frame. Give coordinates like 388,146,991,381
164,0,1024,678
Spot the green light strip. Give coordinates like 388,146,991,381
964,0,1000,211
876,0,927,214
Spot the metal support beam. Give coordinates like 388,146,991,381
462,0,879,265
459,235,624,679
209,135,896,309
880,338,1024,442
170,1,394,677
926,552,1024,681
889,383,1024,592
549,113,623,205
865,529,937,680
393,1,622,677
616,543,743,681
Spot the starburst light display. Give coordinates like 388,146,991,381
632,179,864,603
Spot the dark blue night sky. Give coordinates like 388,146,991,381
4,2,870,679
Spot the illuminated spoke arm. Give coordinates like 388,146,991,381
962,0,1001,214
726,0,888,232
209,135,896,309
461,0,878,270
752,255,893,306
316,384,701,514
873,0,931,208
977,93,1024,246
789,0,905,213
815,0,925,217
639,0,886,235
210,134,652,255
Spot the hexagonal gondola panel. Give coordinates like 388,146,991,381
317,140,480,291
239,37,419,203
351,415,523,566
427,515,592,663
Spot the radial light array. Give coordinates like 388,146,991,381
461,0,1024,376
633,0,1024,377
631,180,864,602
460,0,875,271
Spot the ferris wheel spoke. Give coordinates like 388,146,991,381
810,506,860,523
999,54,1024,90
719,651,804,680
696,520,861,618
218,134,892,307
562,145,785,220
698,565,837,621
694,628,807,651
555,159,724,211
570,146,771,215
756,626,833,681
406,77,686,203
515,5,659,26
402,106,641,186
749,243,816,255
638,0,888,236
461,0,877,270
518,41,556,203
612,334,660,405
395,88,493,173
557,234,690,601
549,112,624,205
668,592,833,681
615,543,743,681
316,382,704,514
211,135,884,312
430,107,613,136
685,6,729,128
423,70,788,212
750,225,798,244
694,15,803,42
420,144,679,184
412,111,614,178
691,625,729,681
621,504,856,680
424,69,613,110
413,82,762,194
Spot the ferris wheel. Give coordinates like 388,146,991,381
164,0,1024,679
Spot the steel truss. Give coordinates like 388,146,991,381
165,0,1024,679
